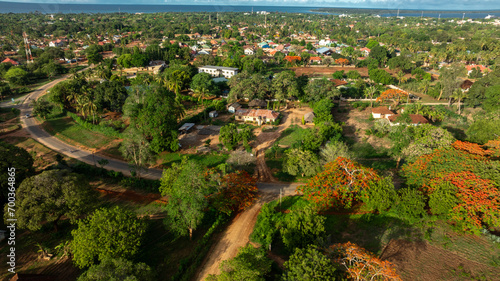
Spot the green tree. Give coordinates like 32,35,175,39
228,72,270,102
319,141,352,164
438,63,467,102
119,128,154,178
466,111,500,144
219,123,243,151
4,67,29,86
360,177,397,213
206,245,272,281
10,170,96,232
77,258,155,281
31,99,53,119
393,188,426,221
280,206,326,251
346,70,361,80
160,160,210,240
283,246,336,281
283,148,320,177
71,206,147,268
483,84,500,112
190,72,216,101
132,84,184,153
271,70,300,109
369,45,389,66
0,141,34,203
304,78,339,103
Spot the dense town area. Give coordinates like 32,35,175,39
1,10,500,281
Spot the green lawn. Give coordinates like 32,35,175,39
42,117,118,149
275,125,308,147
160,152,229,168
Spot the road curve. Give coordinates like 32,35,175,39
17,72,163,180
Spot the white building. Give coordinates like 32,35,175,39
244,48,255,55
198,65,239,79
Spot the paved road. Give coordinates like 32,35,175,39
14,72,301,193
16,72,164,180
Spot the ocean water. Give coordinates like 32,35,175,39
0,1,498,19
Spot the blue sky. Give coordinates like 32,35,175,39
5,0,500,10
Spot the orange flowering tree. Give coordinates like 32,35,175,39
429,172,500,234
335,58,350,67
208,171,258,215
327,242,402,281
297,157,379,210
376,89,408,106
402,141,497,189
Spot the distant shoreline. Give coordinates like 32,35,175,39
311,7,500,14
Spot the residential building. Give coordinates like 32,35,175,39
198,65,239,78
1,58,19,66
234,109,280,125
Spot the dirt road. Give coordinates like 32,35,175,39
253,107,309,182
194,183,301,281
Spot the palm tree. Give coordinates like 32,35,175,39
418,79,430,95
83,99,98,124
193,85,211,102
451,89,467,115
364,86,378,107
396,71,407,85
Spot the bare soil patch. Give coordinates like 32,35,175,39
380,239,500,281
290,66,409,78
333,105,391,150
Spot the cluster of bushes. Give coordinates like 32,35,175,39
67,111,124,138
71,162,160,192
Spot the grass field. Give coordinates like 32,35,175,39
42,117,119,149
274,125,308,147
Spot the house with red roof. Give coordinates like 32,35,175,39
359,47,371,56
310,56,322,64
235,109,280,125
371,106,395,119
1,58,19,65
465,64,490,75
284,56,302,63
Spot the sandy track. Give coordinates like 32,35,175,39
194,198,264,281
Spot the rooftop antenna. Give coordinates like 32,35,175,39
252,7,253,14
438,14,441,21
397,9,399,17
462,13,465,21
421,11,423,19
217,13,219,23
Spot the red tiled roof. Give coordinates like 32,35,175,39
284,56,302,62
371,106,394,115
1,58,19,65
465,64,490,72
310,56,321,61
330,79,348,87
388,114,429,124
235,109,279,120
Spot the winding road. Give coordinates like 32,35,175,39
5,70,301,281
13,72,163,180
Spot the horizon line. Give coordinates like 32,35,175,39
1,1,500,12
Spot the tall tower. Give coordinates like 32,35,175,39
23,32,33,64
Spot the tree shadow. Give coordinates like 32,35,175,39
323,211,423,255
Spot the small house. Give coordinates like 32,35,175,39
227,102,241,113
371,107,395,119
304,112,315,124
209,111,218,118
1,58,19,66
234,109,279,126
